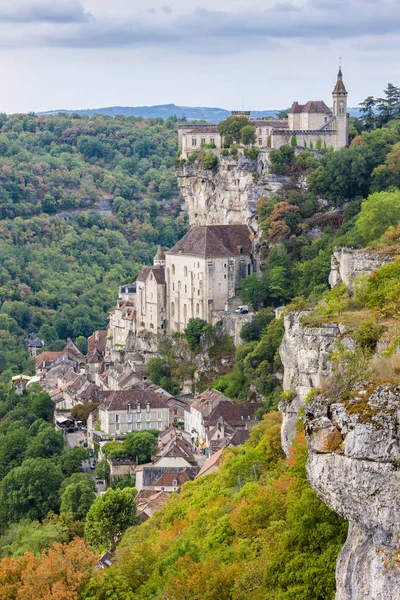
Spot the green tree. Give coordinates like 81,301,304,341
0,458,63,529
60,482,96,521
27,386,54,422
58,446,89,478
25,426,64,459
238,273,265,311
240,125,256,146
359,96,376,130
356,189,400,243
75,336,88,355
94,459,111,484
218,115,252,145
184,318,208,351
123,431,158,464
84,488,138,551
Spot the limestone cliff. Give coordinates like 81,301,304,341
329,247,393,292
278,311,356,455
176,153,289,233
305,386,400,599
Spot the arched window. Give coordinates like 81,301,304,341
239,247,243,254
171,302,175,317
339,100,345,114
184,266,188,277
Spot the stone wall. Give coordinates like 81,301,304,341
329,248,393,292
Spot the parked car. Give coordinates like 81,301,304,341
235,305,249,314
89,449,94,458
90,460,96,469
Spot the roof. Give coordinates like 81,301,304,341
333,68,347,94
184,126,219,134
154,470,193,487
11,374,31,382
289,100,332,115
137,265,165,285
196,447,224,478
87,330,107,356
154,245,166,261
230,429,250,446
191,388,230,415
136,491,171,517
167,225,252,258
35,351,63,368
142,466,198,487
99,388,170,411
252,119,288,128
204,400,258,428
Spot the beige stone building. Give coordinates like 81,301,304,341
165,225,253,332
136,247,167,333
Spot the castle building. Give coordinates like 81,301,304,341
178,68,348,157
165,225,253,331
136,246,167,333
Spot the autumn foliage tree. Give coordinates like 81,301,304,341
0,538,97,600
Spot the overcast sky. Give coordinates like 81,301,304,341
0,0,398,113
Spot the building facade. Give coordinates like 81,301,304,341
178,68,349,158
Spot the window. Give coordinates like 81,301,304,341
192,138,197,146
173,283,175,291
239,247,243,254
259,128,262,135
146,422,151,429
197,262,200,268
185,285,187,293
172,264,175,275
197,289,200,296
172,479,177,486
210,137,214,143
136,413,141,421
115,415,120,423
248,264,251,275
116,422,120,432
158,422,162,430
339,101,345,114
127,422,132,432
184,266,188,276
137,423,141,430
158,412,162,420
178,281,181,291
146,402,150,412
183,304,187,318
171,302,175,317
259,138,263,146
201,137,206,144
196,303,199,315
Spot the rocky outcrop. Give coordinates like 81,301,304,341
176,152,289,233
329,248,393,292
305,385,400,600
278,311,347,455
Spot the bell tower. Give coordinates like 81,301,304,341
332,62,349,149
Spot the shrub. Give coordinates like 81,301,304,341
243,147,260,159
200,151,218,170
188,152,198,165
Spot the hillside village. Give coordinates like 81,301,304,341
13,68,353,506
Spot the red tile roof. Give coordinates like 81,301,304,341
154,470,193,487
35,351,63,368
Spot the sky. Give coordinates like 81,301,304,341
0,0,398,113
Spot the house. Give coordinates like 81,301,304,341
135,465,197,492
136,247,167,333
153,436,197,469
97,387,170,436
196,447,225,478
11,374,32,395
185,388,231,443
87,330,107,377
166,224,253,331
136,490,171,522
25,335,45,357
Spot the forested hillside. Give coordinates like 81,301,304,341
0,113,187,383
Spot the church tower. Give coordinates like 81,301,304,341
332,65,349,149
153,245,166,267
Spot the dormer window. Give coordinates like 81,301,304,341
137,403,141,413
127,403,131,412
146,402,150,412
172,479,177,486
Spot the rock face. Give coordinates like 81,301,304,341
329,248,392,292
176,153,289,233
278,311,343,455
305,386,400,600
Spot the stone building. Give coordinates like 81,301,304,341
178,68,349,157
166,224,253,331
136,246,167,333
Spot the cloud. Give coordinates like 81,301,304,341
0,0,399,53
0,1,90,23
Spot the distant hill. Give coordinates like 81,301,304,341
40,103,362,122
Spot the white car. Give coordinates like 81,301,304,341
235,305,249,314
